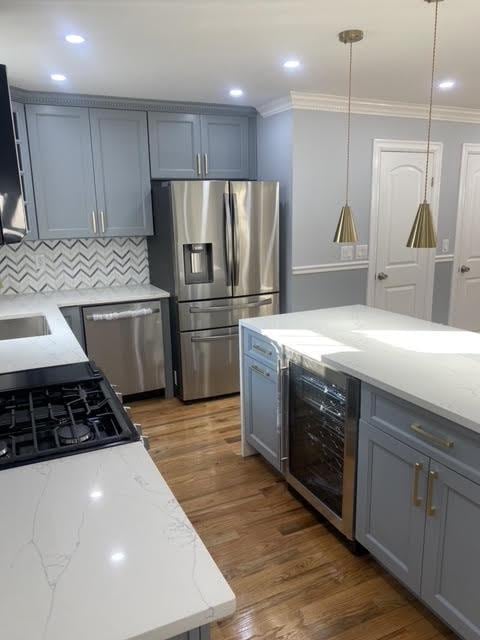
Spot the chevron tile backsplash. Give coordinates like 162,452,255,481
0,238,150,295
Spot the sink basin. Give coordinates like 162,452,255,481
0,315,51,341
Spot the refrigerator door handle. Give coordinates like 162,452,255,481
232,193,240,286
224,192,234,286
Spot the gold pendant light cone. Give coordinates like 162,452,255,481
333,205,359,244
406,201,437,248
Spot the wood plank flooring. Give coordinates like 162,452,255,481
130,395,455,640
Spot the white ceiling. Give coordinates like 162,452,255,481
1,0,479,109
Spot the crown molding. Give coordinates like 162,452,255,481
10,86,257,117
258,91,480,124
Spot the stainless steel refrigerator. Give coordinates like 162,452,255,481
148,180,279,401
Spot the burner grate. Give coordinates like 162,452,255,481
0,374,137,469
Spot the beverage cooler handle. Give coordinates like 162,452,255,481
224,193,234,286
232,193,240,286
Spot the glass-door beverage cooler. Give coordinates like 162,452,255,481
286,358,360,540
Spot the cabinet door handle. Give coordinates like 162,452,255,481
195,153,201,176
251,364,270,379
410,423,454,449
412,462,423,507
203,153,208,176
91,210,97,234
100,210,106,234
427,470,438,516
252,343,272,357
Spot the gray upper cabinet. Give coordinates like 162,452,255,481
422,462,480,640
148,112,202,179
90,109,153,236
148,112,251,180
26,105,97,239
356,420,429,594
11,102,38,240
200,115,249,179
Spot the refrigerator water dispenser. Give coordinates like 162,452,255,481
183,243,213,284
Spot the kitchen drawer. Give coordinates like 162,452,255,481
243,328,279,368
362,385,480,484
178,293,278,332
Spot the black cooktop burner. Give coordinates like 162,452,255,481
0,362,140,470
58,423,92,445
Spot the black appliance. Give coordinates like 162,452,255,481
0,64,27,244
286,357,360,540
0,361,142,471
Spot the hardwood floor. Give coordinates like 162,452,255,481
131,395,455,640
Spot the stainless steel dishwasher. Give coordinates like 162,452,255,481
82,301,165,396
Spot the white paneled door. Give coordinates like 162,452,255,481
368,140,442,320
450,144,480,331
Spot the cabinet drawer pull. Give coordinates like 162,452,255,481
251,364,270,379
203,153,208,176
252,343,272,357
410,423,454,449
427,470,438,516
412,462,423,507
196,153,201,176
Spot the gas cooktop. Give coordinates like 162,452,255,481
0,361,140,470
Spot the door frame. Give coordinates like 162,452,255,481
367,139,443,318
448,143,480,327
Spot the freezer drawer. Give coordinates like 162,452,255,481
179,326,239,400
178,292,279,332
83,301,165,396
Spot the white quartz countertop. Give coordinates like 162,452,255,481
0,285,169,374
0,442,235,640
241,305,480,435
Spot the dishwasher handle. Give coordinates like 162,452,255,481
86,308,158,322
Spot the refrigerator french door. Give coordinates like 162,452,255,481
148,180,279,401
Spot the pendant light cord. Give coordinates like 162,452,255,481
424,0,439,202
345,42,353,205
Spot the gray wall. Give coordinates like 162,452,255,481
258,107,480,319
257,110,293,312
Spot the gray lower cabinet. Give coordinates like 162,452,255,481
200,115,249,179
148,112,202,179
422,462,480,640
356,420,429,594
357,387,480,640
11,102,38,240
243,354,281,470
169,625,210,640
90,109,153,236
26,104,97,239
59,306,85,350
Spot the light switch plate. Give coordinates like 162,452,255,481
442,238,449,253
356,244,368,259
340,246,354,261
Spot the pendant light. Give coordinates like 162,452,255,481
407,0,443,249
333,29,364,244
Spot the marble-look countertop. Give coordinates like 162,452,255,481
241,304,480,435
0,285,169,374
0,442,235,640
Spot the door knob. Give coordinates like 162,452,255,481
377,272,388,281
460,265,471,274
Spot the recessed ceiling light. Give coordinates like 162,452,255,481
110,551,126,564
229,88,243,98
283,59,300,69
65,34,85,44
438,79,455,90
50,73,66,82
